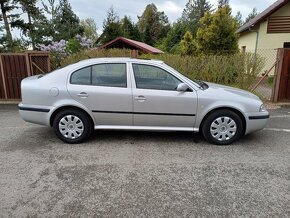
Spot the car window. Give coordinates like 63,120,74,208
92,63,127,88
132,64,182,91
70,67,91,85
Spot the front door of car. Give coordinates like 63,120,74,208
131,63,197,128
67,63,133,126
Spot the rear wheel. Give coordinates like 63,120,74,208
53,109,92,144
202,109,243,145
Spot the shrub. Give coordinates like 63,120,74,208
60,49,133,67
60,49,265,90
141,52,265,90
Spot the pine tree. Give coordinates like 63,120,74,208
0,0,19,51
196,5,239,54
218,0,229,8
180,31,197,55
121,16,141,41
137,4,170,45
14,0,46,49
100,7,122,44
53,0,83,41
244,8,258,24
181,0,212,35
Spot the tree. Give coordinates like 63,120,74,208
100,6,122,44
218,0,229,8
156,20,187,53
181,0,212,35
0,0,19,51
235,11,243,27
53,0,83,41
245,8,258,24
180,31,197,55
80,18,98,41
40,0,83,42
137,4,170,45
196,5,239,54
41,0,60,42
13,0,46,49
120,16,141,41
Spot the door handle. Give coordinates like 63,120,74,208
77,92,89,98
135,95,146,102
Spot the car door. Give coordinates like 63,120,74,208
131,63,197,128
67,62,133,126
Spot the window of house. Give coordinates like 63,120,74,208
283,42,290,48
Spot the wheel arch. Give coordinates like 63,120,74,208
50,105,94,128
200,107,247,135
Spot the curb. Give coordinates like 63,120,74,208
0,101,20,105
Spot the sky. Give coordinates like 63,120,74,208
6,0,276,37
66,0,275,33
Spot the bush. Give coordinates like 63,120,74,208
60,49,134,67
60,49,265,90
141,52,265,90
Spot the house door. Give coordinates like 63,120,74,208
278,49,290,101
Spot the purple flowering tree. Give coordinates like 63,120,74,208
39,35,94,69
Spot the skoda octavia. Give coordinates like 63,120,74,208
19,58,269,145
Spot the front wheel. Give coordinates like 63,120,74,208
201,109,243,145
53,109,92,144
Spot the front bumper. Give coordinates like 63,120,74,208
245,111,270,134
18,103,54,126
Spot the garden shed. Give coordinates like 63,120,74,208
99,37,164,54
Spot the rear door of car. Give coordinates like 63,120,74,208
67,62,133,126
130,62,197,128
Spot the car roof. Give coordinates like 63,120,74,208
77,57,164,65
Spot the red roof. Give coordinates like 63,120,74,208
237,0,289,33
99,37,164,54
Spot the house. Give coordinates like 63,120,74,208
99,37,164,54
237,0,290,51
237,0,290,73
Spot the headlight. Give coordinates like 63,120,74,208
259,104,266,112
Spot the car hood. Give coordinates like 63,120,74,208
205,82,260,100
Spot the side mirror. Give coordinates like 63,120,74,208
177,83,190,92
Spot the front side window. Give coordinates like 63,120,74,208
70,63,127,88
132,64,182,91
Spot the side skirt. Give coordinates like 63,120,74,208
94,125,199,132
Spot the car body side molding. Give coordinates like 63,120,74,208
92,110,196,117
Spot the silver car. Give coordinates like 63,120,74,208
19,58,269,145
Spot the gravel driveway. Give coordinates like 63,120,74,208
0,105,289,217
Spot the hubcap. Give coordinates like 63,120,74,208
210,116,237,141
59,115,84,139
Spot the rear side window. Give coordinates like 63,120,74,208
70,67,91,85
92,63,126,88
70,63,127,88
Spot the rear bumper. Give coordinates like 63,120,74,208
245,111,269,134
18,103,54,126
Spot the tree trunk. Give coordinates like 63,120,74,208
0,2,14,51
27,12,36,50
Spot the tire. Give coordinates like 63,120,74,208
53,109,92,144
201,109,243,145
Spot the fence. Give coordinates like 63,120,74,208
0,51,50,100
247,49,278,101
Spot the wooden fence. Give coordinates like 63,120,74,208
0,51,50,100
